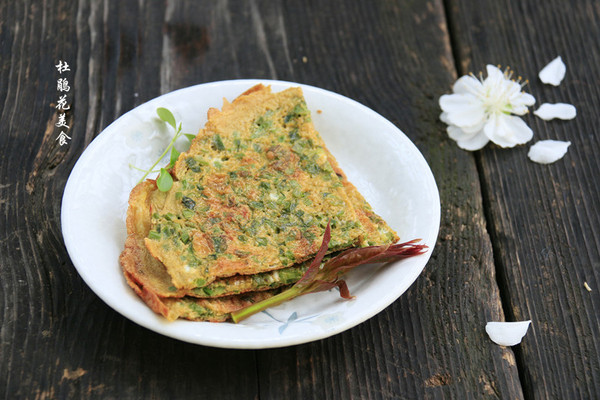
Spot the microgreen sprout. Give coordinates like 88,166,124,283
156,167,174,191
133,107,196,192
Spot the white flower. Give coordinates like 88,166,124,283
439,65,536,151
528,140,571,164
533,103,576,121
486,320,532,346
539,56,566,86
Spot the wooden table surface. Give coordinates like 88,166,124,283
1,0,599,398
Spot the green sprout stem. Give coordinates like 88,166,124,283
137,126,181,183
230,221,428,324
129,164,160,174
231,286,303,323
133,108,196,191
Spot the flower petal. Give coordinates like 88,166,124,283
439,94,486,128
486,321,531,346
447,125,474,141
453,74,483,96
446,125,469,141
447,125,489,151
510,92,536,115
539,56,566,86
484,114,533,148
520,93,536,106
485,64,505,84
533,103,576,120
457,131,489,151
527,140,571,164
440,112,451,124
459,118,487,134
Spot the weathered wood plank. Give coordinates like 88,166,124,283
447,0,600,398
250,0,523,398
0,0,551,398
0,1,259,399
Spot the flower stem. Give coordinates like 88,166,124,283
231,286,303,323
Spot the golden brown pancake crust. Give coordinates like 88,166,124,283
119,85,398,321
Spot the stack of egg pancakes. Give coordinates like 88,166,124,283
119,84,398,322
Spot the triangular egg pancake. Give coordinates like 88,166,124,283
119,85,399,321
144,85,371,289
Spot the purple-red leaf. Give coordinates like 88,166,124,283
363,240,428,264
295,222,332,287
318,244,391,279
230,223,427,323
336,280,353,299
296,239,428,299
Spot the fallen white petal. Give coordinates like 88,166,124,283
539,56,566,86
486,321,532,346
528,140,571,164
533,103,576,120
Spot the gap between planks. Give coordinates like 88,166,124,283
440,0,530,398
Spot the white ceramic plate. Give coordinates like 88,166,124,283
61,79,440,349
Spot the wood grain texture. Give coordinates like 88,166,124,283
0,0,563,398
447,0,600,398
1,1,259,399
251,0,523,398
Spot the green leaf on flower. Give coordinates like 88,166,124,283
184,133,196,142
